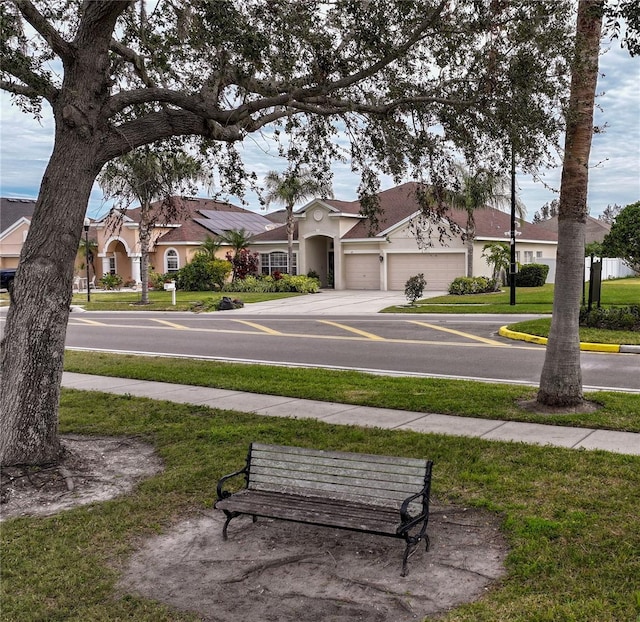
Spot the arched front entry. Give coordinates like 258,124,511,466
303,235,334,288
99,237,141,283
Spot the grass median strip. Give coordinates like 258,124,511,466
63,351,640,432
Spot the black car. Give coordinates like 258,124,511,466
0,268,17,291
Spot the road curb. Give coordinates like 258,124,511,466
498,326,629,354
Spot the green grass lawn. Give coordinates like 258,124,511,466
506,317,640,346
2,388,639,621
64,351,640,433
384,277,640,314
68,289,302,311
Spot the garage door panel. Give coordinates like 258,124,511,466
345,255,380,290
388,254,465,290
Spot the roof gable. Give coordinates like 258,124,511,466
1,198,36,234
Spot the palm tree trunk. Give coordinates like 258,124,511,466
139,205,151,305
537,0,602,407
286,204,295,275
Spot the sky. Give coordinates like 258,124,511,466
1,40,638,222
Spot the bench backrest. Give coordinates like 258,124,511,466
247,443,431,511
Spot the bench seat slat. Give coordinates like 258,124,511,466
215,489,404,535
250,454,426,478
249,473,421,503
251,443,427,469
248,483,424,514
250,459,425,485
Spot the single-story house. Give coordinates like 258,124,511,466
0,198,37,269
94,197,278,284
251,182,558,290
532,214,611,244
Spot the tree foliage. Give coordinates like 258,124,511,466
263,167,333,274
0,0,582,466
447,164,524,277
98,145,210,304
601,201,640,271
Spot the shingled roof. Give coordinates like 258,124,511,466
1,197,36,233
114,196,274,244
252,182,558,243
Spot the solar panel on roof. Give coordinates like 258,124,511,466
194,211,272,235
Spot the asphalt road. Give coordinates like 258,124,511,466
60,311,640,392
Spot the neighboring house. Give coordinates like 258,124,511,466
0,198,36,269
533,214,611,244
94,197,276,284
252,182,558,291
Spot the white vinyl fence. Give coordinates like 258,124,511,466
539,258,637,283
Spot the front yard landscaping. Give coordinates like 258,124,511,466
2,381,639,621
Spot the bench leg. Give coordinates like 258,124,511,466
222,515,232,540
401,536,421,577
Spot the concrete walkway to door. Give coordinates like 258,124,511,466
226,289,447,315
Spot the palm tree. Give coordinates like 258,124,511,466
198,234,222,260
481,242,510,285
537,0,603,407
218,228,255,280
77,236,98,281
449,165,525,277
263,168,333,275
98,145,210,304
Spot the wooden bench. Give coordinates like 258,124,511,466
214,443,433,576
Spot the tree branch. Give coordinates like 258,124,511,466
97,108,243,164
109,39,156,88
13,0,73,60
0,79,43,99
0,53,58,102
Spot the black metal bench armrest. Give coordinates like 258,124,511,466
216,467,249,501
399,489,427,525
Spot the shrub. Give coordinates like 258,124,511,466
176,255,232,291
99,273,123,290
222,274,320,293
405,273,426,304
277,275,320,293
226,249,259,279
514,263,549,287
580,305,640,331
448,276,498,295
148,271,172,290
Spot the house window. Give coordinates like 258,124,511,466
524,251,534,264
165,249,179,272
515,251,520,263
260,251,297,276
108,257,116,274
536,251,543,259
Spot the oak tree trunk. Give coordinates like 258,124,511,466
537,0,603,406
0,138,99,465
0,1,122,465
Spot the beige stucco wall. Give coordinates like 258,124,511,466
472,239,557,278
0,223,29,268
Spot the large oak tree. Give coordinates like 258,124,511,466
0,0,575,466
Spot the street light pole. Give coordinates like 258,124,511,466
83,217,91,303
509,147,517,306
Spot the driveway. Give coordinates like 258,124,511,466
230,289,447,315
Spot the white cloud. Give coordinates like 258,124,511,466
1,41,638,220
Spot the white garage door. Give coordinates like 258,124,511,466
387,253,465,290
344,254,381,290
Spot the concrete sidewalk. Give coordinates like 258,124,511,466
62,372,640,456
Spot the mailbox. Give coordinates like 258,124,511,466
163,281,176,291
